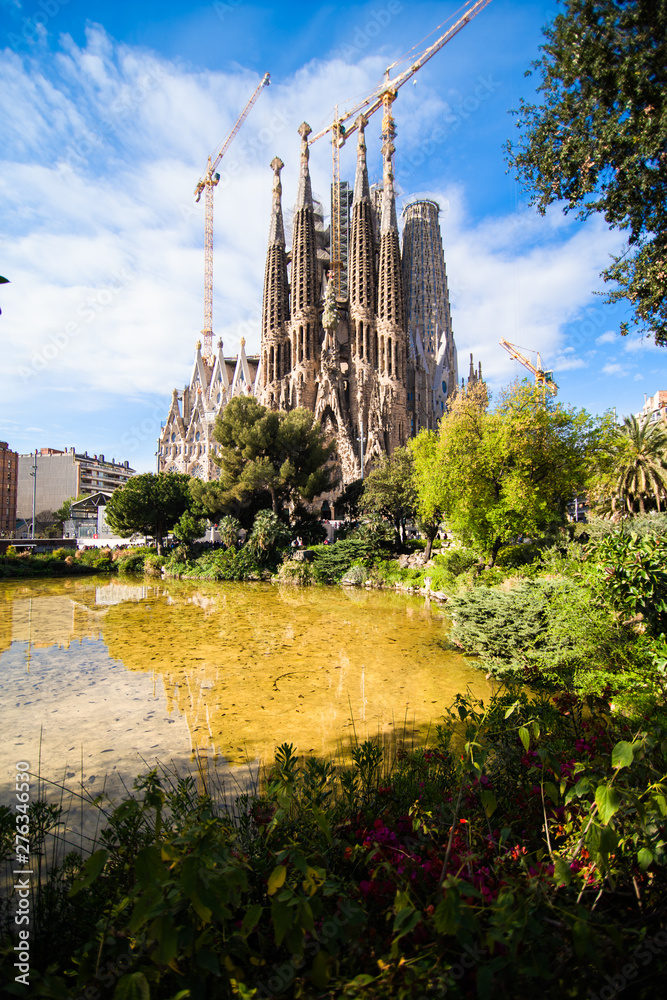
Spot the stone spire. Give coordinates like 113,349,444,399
377,139,405,331
349,117,376,323
348,115,378,469
268,155,286,245
288,122,320,409
353,114,371,204
376,137,408,451
296,120,313,211
260,156,290,408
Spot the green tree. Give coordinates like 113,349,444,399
218,515,241,549
436,381,604,566
409,430,446,560
172,510,208,547
596,414,667,514
104,472,193,553
53,497,75,529
359,447,417,546
335,478,365,523
247,509,291,563
192,397,335,521
506,0,667,343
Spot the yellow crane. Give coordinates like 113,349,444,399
499,338,558,396
195,72,270,360
308,0,493,298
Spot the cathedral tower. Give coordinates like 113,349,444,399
375,137,407,452
260,157,290,409
288,122,320,410
347,115,377,468
402,199,458,432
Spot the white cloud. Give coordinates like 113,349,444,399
596,330,616,344
602,363,627,377
634,373,644,381
427,188,621,386
552,354,587,372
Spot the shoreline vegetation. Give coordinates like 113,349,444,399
2,512,667,996
1,686,666,998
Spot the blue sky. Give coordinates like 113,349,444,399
1,0,665,474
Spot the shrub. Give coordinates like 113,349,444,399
311,538,380,584
115,550,147,573
340,564,368,586
588,531,667,635
495,542,541,568
144,553,166,577
434,547,478,577
218,514,241,549
275,559,315,586
449,579,571,678
247,510,291,563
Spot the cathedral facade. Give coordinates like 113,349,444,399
158,119,462,486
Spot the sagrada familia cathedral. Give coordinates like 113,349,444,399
158,117,481,488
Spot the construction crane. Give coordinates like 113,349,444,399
308,0,493,298
194,72,270,360
499,338,558,396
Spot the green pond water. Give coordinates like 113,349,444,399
0,576,490,796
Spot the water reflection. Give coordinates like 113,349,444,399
1,577,490,788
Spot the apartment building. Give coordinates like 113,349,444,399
0,442,18,535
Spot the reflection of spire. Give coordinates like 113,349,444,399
25,597,32,671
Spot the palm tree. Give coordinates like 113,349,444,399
605,414,667,514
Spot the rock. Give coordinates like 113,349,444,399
291,548,315,562
397,554,410,569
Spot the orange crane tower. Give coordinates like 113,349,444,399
195,72,270,360
308,0,493,298
499,338,558,396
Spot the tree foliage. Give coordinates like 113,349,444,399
172,511,208,547
104,472,193,553
359,447,417,545
409,430,446,559
433,381,607,564
191,397,335,521
506,0,667,343
593,413,667,514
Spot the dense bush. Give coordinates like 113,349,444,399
310,539,379,584
575,512,667,543
449,579,566,675
433,546,479,577
165,545,266,582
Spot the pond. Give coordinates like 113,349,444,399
1,576,490,801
